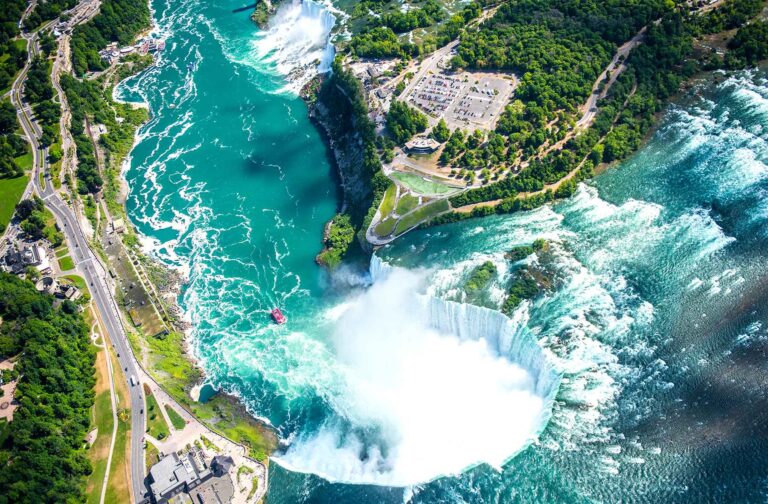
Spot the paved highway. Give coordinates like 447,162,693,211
10,4,147,502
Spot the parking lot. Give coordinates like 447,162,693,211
404,71,515,132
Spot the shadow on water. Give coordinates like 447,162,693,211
623,249,768,501
232,3,258,13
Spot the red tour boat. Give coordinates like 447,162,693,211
271,308,286,325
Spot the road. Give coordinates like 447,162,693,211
10,2,148,502
576,27,647,129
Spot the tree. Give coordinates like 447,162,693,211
386,100,428,144
20,211,45,239
15,198,41,220
24,266,40,282
431,119,450,143
0,101,17,134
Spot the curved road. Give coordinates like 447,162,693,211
10,6,147,502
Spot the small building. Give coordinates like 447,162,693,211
148,451,212,504
35,276,58,295
2,247,24,274
111,218,125,234
22,244,51,275
405,137,441,154
367,65,384,78
58,283,82,302
210,455,234,477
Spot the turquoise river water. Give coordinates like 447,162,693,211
118,0,768,501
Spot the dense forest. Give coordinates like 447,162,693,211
0,101,26,179
312,57,391,261
70,0,151,76
23,57,60,148
0,0,27,94
386,100,428,144
62,73,148,195
348,0,486,58
378,0,445,33
23,0,77,31
451,0,672,162
0,273,95,503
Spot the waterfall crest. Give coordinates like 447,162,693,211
272,255,563,486
372,254,561,403
253,0,337,92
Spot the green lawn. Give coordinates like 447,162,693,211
42,207,63,247
396,193,420,215
395,199,450,235
379,183,397,218
85,390,115,504
0,175,28,231
145,391,170,440
164,404,186,430
391,172,461,196
62,274,87,291
145,441,160,472
14,150,33,172
55,246,70,258
374,217,397,237
58,255,75,271
49,140,63,189
104,409,130,504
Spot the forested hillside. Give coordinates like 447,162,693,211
23,0,78,31
430,0,768,222
0,0,27,93
70,0,151,75
0,273,95,503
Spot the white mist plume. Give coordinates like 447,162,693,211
253,0,337,92
275,264,559,486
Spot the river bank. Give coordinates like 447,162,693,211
99,4,280,466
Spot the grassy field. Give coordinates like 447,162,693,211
63,274,87,289
391,172,462,196
58,255,75,271
395,199,450,234
48,140,63,189
0,175,28,231
85,342,115,504
379,183,397,217
42,207,63,246
375,216,398,237
396,193,420,215
104,347,131,504
165,404,186,430
14,149,33,172
145,388,170,440
145,441,160,472
126,329,276,461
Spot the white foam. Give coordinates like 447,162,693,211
275,264,560,486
